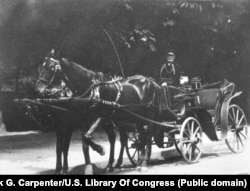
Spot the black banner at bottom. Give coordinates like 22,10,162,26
0,175,249,190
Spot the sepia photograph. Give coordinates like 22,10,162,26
0,0,249,177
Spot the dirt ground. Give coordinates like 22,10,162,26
0,110,250,175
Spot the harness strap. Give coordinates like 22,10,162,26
121,108,179,129
113,81,123,102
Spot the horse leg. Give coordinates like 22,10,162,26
84,117,105,155
136,124,148,171
81,117,104,175
81,133,93,175
115,128,127,169
145,124,153,166
102,123,116,172
62,129,73,175
55,131,63,174
139,121,154,171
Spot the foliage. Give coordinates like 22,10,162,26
0,0,249,99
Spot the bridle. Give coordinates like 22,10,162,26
37,57,62,89
37,57,76,97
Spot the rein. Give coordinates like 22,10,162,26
121,108,178,129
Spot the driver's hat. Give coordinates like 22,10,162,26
167,51,175,56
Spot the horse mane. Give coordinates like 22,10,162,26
61,58,96,80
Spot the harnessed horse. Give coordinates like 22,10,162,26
87,75,164,168
35,49,116,174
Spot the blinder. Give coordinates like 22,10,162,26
37,57,73,97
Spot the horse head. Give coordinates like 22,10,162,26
36,49,73,98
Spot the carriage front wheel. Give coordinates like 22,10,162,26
179,117,203,163
126,130,152,167
225,104,248,153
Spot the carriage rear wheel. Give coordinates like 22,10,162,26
126,130,152,167
179,117,203,163
225,104,248,153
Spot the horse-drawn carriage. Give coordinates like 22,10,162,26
15,52,248,174
125,77,248,165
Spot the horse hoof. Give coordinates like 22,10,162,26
85,164,94,175
140,166,148,172
113,168,121,173
62,170,68,175
55,170,61,175
106,166,114,173
136,166,141,171
136,166,148,172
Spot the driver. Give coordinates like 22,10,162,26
158,51,181,147
159,51,180,86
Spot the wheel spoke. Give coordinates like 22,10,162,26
238,131,247,140
236,109,239,124
183,130,190,138
232,107,236,120
235,133,240,150
238,115,245,126
236,133,244,148
187,122,191,136
191,121,194,135
188,146,192,161
193,126,200,136
228,112,235,124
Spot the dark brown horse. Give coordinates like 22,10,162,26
35,49,116,174
86,75,164,168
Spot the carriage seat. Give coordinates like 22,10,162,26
195,82,234,113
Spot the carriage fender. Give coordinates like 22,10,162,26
220,91,242,140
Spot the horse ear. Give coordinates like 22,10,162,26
47,49,55,57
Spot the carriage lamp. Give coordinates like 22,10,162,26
191,77,202,105
191,77,202,91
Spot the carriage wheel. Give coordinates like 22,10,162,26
225,104,248,153
179,117,203,163
126,130,152,166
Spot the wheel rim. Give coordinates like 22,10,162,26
126,131,151,166
126,131,140,166
180,117,203,163
225,104,248,153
